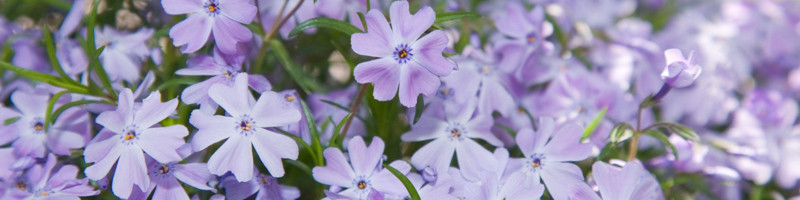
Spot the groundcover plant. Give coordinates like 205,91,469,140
1,0,800,199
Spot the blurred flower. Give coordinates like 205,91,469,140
585,160,664,200
222,173,300,200
312,136,411,199
2,154,98,199
95,26,153,82
492,3,554,73
189,74,300,181
84,89,188,198
163,0,256,53
460,148,544,200
129,157,216,200
351,0,456,107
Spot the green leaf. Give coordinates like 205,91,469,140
299,99,325,166
288,17,362,38
383,163,420,200
269,40,325,94
44,91,70,130
412,94,427,125
89,46,116,98
43,27,75,82
50,100,114,123
639,95,658,109
275,128,315,161
610,122,633,144
328,113,352,148
0,61,90,94
581,107,607,142
434,11,481,24
357,12,367,32
645,122,700,141
642,130,679,160
4,116,21,125
597,141,618,161
155,78,197,91
285,159,313,177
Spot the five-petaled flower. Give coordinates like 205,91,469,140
162,0,256,53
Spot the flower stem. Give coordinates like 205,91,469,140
339,85,367,141
628,101,645,161
252,0,305,73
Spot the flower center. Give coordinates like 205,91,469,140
357,180,367,189
450,129,461,139
33,122,44,131
222,70,234,79
480,65,491,75
393,44,413,64
259,175,270,185
15,181,26,191
158,164,170,174
39,191,48,196
240,121,252,131
436,83,454,100
236,115,256,135
525,153,545,173
204,0,220,15
284,94,296,102
531,158,541,168
527,34,536,43
446,123,466,141
124,130,137,140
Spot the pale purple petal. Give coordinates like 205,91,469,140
175,55,223,76
45,129,85,155
251,91,301,127
138,125,187,163
247,74,272,92
478,79,516,117
222,175,258,200
161,0,203,14
411,30,455,76
208,74,251,116
189,110,236,151
455,139,495,181
398,62,440,107
112,147,149,199
348,136,384,176
353,57,401,101
220,0,257,24
592,161,636,200
370,161,411,196
134,91,178,128
11,91,47,117
351,10,394,58
389,1,435,43
465,115,502,146
410,138,455,174
83,138,122,180
212,17,252,54
544,123,591,162
540,162,585,200
493,3,532,39
180,77,222,105
313,148,357,187
251,128,298,177
170,14,213,53
401,115,447,142
207,134,254,181
173,163,215,191
96,89,135,133
153,177,190,200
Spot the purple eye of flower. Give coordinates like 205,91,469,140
222,70,235,79
284,94,296,102
531,158,541,167
526,33,536,44
31,118,45,133
15,180,27,191
479,65,492,75
204,0,220,15
357,180,367,189
526,153,545,170
235,115,256,135
436,83,455,99
446,123,466,141
36,191,50,197
393,44,414,64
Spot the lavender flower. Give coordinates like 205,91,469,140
351,0,456,107
509,119,592,200
661,49,702,88
189,74,300,181
129,158,216,200
95,26,153,82
83,89,188,198
459,148,544,200
312,136,411,199
492,3,554,72
402,101,502,181
2,154,98,199
163,0,256,53
588,160,664,200
176,51,271,114
1,91,90,158
222,172,300,200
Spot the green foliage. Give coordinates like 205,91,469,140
581,107,607,142
383,163,421,200
288,17,363,38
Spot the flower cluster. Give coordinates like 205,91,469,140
1,0,800,199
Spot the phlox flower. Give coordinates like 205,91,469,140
2,154,98,199
222,172,301,200
95,26,153,82
351,0,456,107
83,89,188,198
189,74,300,181
572,160,664,200
661,48,702,88
162,0,256,53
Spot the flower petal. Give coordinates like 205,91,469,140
312,148,356,187
207,134,254,182
170,14,213,53
10,91,48,117
371,161,411,196
351,10,394,58
175,55,223,76
139,125,187,163
411,30,454,76
111,147,149,199
410,138,455,173
97,89,135,133
189,110,236,151
401,115,447,142
251,91,301,128
389,1,435,43
592,161,635,200
398,62,440,107
251,128,298,177
220,0,256,24
539,162,586,200
349,136,384,176
544,123,591,162
212,17,252,54
493,3,533,39
173,163,215,191
353,57,401,101
455,139,495,181
153,177,190,200
161,0,203,15
134,91,178,128
208,74,251,117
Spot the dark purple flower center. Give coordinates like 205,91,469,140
527,33,536,44
15,181,27,191
240,121,252,131
236,115,256,135
436,83,454,100
446,123,466,141
357,180,367,189
526,154,545,171
158,164,170,174
393,44,413,64
222,69,235,79
205,0,220,15
284,94,296,102
124,130,137,141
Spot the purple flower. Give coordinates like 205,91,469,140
315,0,377,30
222,172,300,200
587,160,664,200
95,26,153,82
259,0,318,38
176,51,271,114
129,158,216,200
163,0,256,53
509,119,592,200
402,102,502,181
459,148,544,200
1,91,90,158
351,0,456,107
312,136,411,199
2,154,98,199
661,49,702,88
492,3,554,72
83,89,188,198
189,74,300,181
